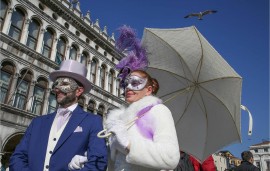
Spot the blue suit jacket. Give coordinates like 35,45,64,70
10,106,108,171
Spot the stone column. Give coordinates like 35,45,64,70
50,36,59,62
114,70,120,96
6,73,19,105
25,80,36,112
36,28,46,53
42,88,51,115
104,67,109,91
77,48,83,62
2,7,13,34
20,18,31,44
65,44,71,61
86,55,93,81
95,64,101,86
113,76,117,95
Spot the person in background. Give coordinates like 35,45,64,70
174,151,194,171
189,155,216,171
10,60,107,171
233,151,260,171
174,151,216,171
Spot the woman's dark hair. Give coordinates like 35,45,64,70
132,70,159,95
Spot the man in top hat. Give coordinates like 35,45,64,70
10,60,108,171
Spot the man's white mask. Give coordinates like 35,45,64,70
52,77,78,93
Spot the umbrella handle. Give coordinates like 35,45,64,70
97,129,112,138
241,105,253,136
97,117,139,138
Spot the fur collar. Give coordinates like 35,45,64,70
106,95,162,126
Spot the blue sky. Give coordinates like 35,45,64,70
79,0,269,158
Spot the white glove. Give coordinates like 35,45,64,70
68,155,88,170
107,120,129,153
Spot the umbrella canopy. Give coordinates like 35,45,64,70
142,26,242,162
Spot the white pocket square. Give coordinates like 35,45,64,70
74,126,83,133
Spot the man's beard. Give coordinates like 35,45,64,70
57,91,77,106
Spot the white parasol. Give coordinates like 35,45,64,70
142,26,242,162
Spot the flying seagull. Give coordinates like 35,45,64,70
184,10,217,20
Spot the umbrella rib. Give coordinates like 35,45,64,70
161,86,194,104
174,86,197,125
196,84,209,159
193,26,204,82
148,67,194,83
198,76,242,84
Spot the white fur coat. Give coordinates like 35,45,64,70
106,95,180,171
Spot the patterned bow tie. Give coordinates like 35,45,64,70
58,108,70,116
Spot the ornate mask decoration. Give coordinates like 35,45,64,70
124,75,148,91
52,77,78,93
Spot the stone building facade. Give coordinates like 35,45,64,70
213,153,228,171
250,140,270,171
0,0,126,168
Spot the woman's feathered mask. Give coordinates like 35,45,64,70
115,25,148,88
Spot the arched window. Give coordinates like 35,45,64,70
90,59,97,84
69,45,77,60
108,70,114,93
42,28,54,58
0,0,8,30
0,61,15,103
1,133,24,170
48,91,57,113
13,69,32,110
99,65,106,89
26,19,40,50
116,79,120,97
78,96,85,109
31,77,47,115
8,8,25,41
55,37,66,65
97,105,105,117
87,100,95,113
80,52,87,66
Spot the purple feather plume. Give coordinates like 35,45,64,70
115,25,148,87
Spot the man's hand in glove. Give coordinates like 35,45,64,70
68,154,88,170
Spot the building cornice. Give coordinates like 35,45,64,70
0,32,58,73
37,0,124,61
0,103,36,120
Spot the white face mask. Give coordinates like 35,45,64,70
52,77,79,93
124,75,148,91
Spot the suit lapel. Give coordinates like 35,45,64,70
53,106,87,153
